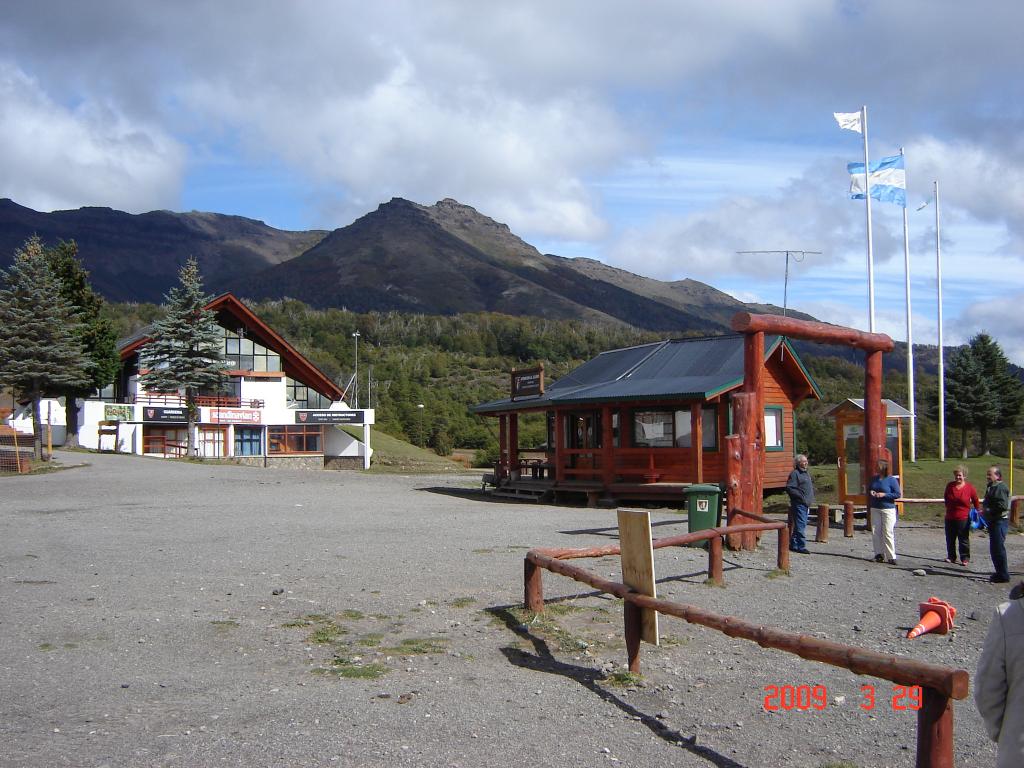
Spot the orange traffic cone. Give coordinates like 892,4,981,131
906,596,956,639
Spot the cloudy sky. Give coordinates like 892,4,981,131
2,2,1023,362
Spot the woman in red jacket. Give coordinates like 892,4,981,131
943,465,980,566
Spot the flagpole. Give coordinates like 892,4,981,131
901,147,915,462
862,105,876,332
935,180,945,462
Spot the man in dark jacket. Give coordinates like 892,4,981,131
785,454,814,554
984,465,1012,584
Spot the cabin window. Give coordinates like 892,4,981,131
764,406,784,451
674,406,719,450
632,411,674,448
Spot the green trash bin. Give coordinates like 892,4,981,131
683,483,722,547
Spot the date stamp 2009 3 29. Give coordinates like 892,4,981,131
763,684,923,712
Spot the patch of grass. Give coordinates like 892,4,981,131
765,568,791,579
313,655,389,680
309,623,348,644
703,577,726,587
472,548,494,554
210,619,239,630
450,597,476,608
381,637,447,655
603,670,643,687
37,642,55,651
281,619,313,629
356,633,385,647
340,609,364,620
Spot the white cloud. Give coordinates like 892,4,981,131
956,299,1024,367
0,62,184,213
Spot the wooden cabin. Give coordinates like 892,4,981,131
473,334,820,505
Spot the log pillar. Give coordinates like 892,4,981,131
602,405,614,487
691,402,704,483
509,413,519,478
623,600,642,674
742,331,765,517
844,501,855,537
498,414,508,480
524,559,544,613
708,535,723,585
864,349,885,485
1011,497,1022,528
554,411,565,483
916,687,954,768
815,503,829,543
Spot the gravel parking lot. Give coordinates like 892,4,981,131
1,451,1020,767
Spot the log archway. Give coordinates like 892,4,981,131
727,312,894,549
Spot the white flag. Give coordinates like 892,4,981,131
834,111,863,133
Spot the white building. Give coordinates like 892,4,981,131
9,293,373,469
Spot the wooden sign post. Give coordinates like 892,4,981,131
617,508,659,646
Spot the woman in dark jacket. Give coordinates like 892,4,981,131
868,459,901,564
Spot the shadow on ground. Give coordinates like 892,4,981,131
487,603,749,768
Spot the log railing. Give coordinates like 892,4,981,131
523,531,969,768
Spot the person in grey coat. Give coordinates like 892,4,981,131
785,454,814,555
975,583,1024,767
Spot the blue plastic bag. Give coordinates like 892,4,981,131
969,507,987,530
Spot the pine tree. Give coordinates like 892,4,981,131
966,332,1024,453
45,240,120,447
140,258,228,457
0,237,91,459
944,344,998,458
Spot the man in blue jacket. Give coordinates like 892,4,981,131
785,454,814,554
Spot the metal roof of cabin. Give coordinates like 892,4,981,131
473,334,819,413
823,398,913,418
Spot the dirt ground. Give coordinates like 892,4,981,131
1,450,1020,767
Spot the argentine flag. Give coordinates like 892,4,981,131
847,154,906,207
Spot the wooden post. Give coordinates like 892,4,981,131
601,405,614,487
742,331,765,517
498,414,508,480
524,559,544,613
844,501,855,537
624,601,642,674
691,402,704,483
864,349,884,489
777,527,790,572
553,411,564,483
509,413,519,478
708,535,723,585
916,687,954,768
1011,497,1022,528
815,503,829,543
724,434,744,551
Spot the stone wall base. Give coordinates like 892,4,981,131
231,455,363,470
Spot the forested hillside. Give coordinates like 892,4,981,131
105,299,1015,465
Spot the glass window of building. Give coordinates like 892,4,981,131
235,427,262,456
222,329,281,372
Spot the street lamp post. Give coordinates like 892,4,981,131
417,403,425,447
351,331,361,408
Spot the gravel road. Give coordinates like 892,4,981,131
1,451,1019,767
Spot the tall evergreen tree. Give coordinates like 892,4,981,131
0,237,91,459
140,258,228,457
944,343,999,458
45,240,120,447
967,332,1024,453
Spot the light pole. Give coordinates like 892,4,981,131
351,330,361,408
417,403,425,447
